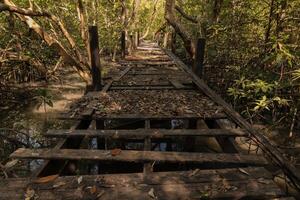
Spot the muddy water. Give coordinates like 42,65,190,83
0,69,86,175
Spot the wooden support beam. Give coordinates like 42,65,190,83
193,120,223,153
33,118,92,177
193,38,206,78
144,120,152,174
11,149,269,166
121,31,126,59
206,119,241,153
45,129,247,138
89,26,102,91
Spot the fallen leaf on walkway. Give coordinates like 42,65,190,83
97,190,105,198
77,176,83,184
25,187,35,200
34,174,59,183
238,168,250,175
148,188,157,199
257,178,269,184
189,169,200,177
111,148,122,156
53,181,66,188
90,185,97,194
4,159,19,169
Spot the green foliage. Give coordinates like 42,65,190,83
33,89,53,113
228,77,290,124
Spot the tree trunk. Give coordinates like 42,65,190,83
165,0,195,58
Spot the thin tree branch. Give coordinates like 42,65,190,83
0,3,50,16
175,5,198,23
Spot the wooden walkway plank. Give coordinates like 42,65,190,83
44,128,248,138
0,167,287,200
109,85,193,90
11,148,269,166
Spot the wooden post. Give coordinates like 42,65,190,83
135,32,139,48
89,26,102,91
193,38,206,78
171,32,176,53
137,31,140,46
129,34,134,54
121,31,126,59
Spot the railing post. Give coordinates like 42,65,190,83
135,32,139,48
89,26,102,91
121,31,126,59
137,31,140,46
193,38,206,78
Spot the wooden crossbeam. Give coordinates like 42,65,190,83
109,85,193,90
11,149,268,166
45,129,247,138
59,113,227,120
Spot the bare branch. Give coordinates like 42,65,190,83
175,5,198,23
0,3,50,16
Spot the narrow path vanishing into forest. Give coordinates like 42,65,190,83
0,41,299,199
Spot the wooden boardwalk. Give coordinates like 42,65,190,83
1,42,299,199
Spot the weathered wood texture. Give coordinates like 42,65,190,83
45,129,247,138
102,66,132,92
11,148,268,167
193,38,206,78
89,26,102,91
0,168,292,200
121,31,126,58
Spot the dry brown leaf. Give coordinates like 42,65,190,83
25,187,35,200
257,178,269,184
4,159,19,169
238,168,250,176
53,181,66,188
148,188,157,199
77,176,83,184
189,169,200,177
111,148,122,156
90,185,97,194
34,174,59,184
97,190,105,198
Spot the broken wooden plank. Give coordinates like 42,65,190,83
33,113,93,177
169,80,186,89
144,120,152,174
44,129,248,139
11,148,269,166
102,66,132,92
